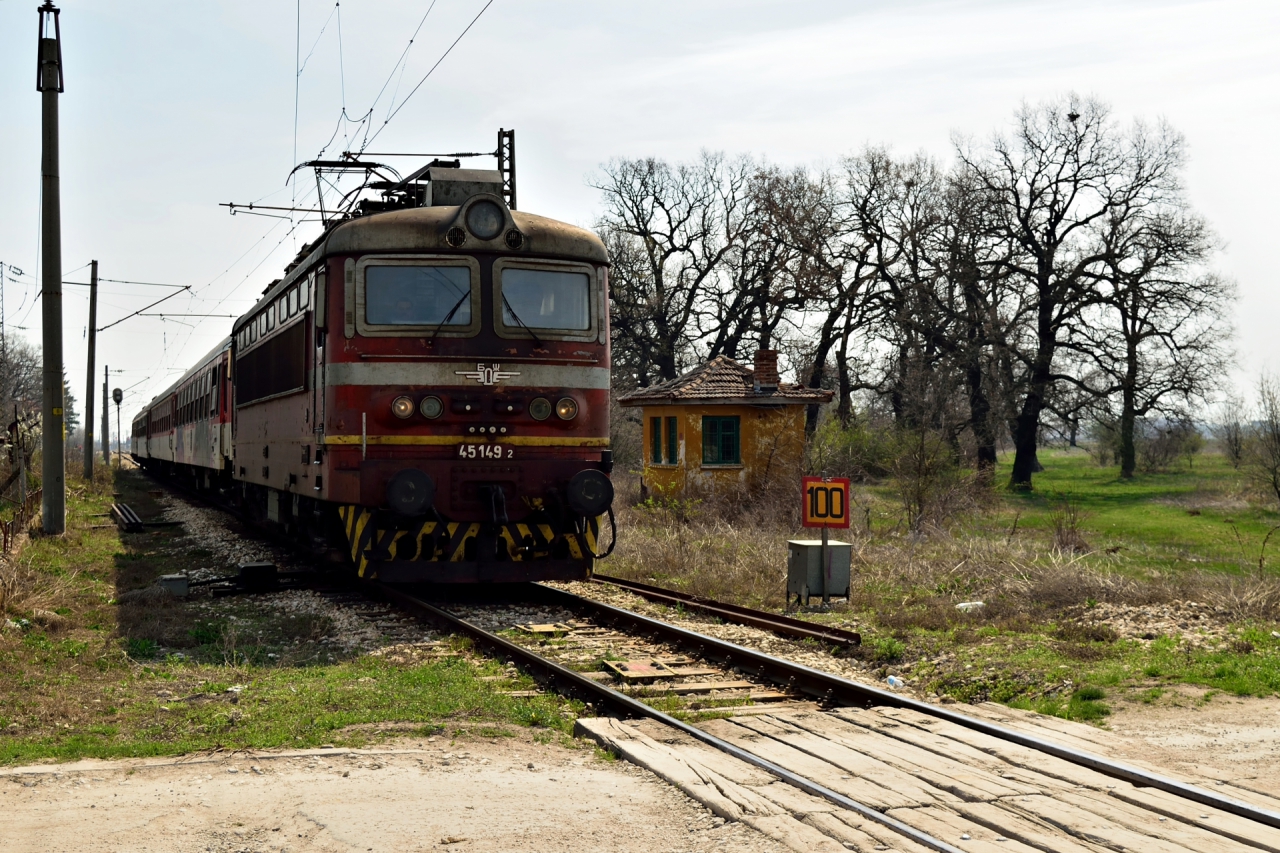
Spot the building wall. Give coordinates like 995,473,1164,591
639,403,807,497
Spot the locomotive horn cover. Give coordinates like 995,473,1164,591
567,470,614,517
387,469,436,515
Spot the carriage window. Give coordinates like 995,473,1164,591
364,265,472,326
288,287,298,317
300,278,310,308
499,267,590,331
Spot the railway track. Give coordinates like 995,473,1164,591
137,474,1280,851
374,582,1280,853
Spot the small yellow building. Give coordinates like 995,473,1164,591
618,351,832,496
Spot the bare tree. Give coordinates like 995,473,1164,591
595,153,755,385
1214,392,1247,468
1247,375,1280,506
956,96,1188,490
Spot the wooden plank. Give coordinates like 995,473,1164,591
843,708,1113,791
748,691,794,702
803,811,938,853
628,680,756,694
1004,793,1213,853
863,706,1280,850
723,703,822,717
575,717,779,818
761,712,1045,801
823,709,1057,786
515,622,572,634
602,659,678,681
957,702,1134,755
884,806,1046,853
574,717,848,853
1056,789,1277,853
700,718,957,811
948,801,1111,853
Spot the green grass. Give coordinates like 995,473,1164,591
996,449,1280,575
0,468,582,765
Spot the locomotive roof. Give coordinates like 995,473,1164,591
233,199,608,336
136,336,230,415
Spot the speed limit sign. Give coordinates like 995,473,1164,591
801,476,851,528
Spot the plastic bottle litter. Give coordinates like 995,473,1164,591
886,675,904,690
956,601,985,612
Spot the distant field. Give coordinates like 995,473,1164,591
991,449,1280,575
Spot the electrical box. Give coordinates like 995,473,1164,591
787,539,851,603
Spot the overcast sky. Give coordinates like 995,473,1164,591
0,0,1276,438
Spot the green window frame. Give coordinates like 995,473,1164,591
650,417,663,464
665,416,678,464
702,416,741,465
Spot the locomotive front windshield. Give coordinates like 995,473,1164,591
365,265,472,326
500,268,590,330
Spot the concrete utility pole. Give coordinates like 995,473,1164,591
37,2,65,534
83,260,97,479
102,364,109,466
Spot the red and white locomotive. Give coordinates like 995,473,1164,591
132,155,614,583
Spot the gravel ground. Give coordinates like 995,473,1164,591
153,490,439,656
543,580,909,687
0,733,788,853
1062,599,1236,647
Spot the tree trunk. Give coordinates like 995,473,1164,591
965,353,997,481
835,343,853,426
1119,339,1139,477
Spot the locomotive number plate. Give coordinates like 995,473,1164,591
458,444,513,460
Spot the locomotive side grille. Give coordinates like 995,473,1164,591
237,321,307,406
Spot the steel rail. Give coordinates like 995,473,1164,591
370,581,964,853
591,573,862,647
534,585,1280,832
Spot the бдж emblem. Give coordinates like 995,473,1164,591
455,363,520,386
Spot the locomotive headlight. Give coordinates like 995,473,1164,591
419,396,443,419
391,396,415,419
465,200,504,240
556,397,579,420
529,397,552,421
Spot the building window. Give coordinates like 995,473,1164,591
665,416,678,464
702,416,741,465
650,417,662,464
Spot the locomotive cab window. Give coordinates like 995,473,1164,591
493,259,597,341
354,255,481,337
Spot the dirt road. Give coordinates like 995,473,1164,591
0,733,787,853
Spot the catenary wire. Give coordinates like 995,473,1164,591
360,0,497,153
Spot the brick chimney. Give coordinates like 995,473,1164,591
752,349,779,393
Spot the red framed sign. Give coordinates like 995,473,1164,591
801,476,851,528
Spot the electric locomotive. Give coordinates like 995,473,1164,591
132,145,615,582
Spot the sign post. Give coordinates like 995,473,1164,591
801,476,850,605
112,387,122,467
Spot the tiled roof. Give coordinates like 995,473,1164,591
617,356,833,406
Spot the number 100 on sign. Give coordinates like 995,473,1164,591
802,476,851,528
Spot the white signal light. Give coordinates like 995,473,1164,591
391,396,415,419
